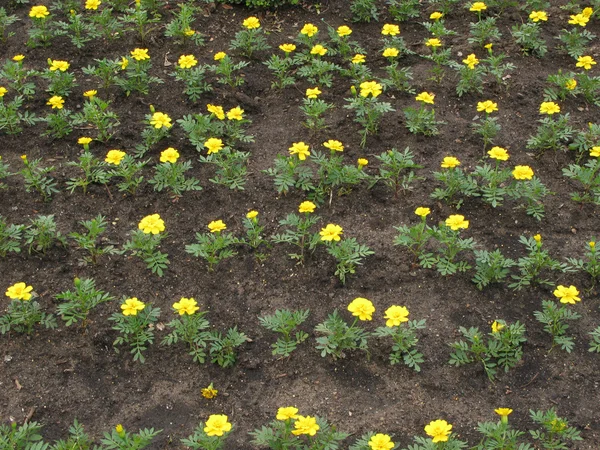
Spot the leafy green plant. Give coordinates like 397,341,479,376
0,215,23,257
370,147,422,198
472,249,516,290
181,417,231,450
185,221,238,271
0,283,56,335
565,240,600,287
259,309,310,357
107,154,146,195
229,16,270,59
51,420,93,450
162,298,211,364
300,94,334,131
403,92,444,136
350,0,379,22
315,309,370,360
55,278,114,327
271,203,321,263
54,11,98,49
73,95,120,142
0,421,47,449
473,410,532,450
526,111,574,153
512,22,547,57
529,409,582,449
562,156,600,205
148,150,202,199
199,146,250,191
69,215,118,265
534,295,581,353
509,235,569,290
589,325,600,353
66,150,111,194
373,308,425,371
24,214,66,254
208,327,249,368
209,53,249,88
345,81,394,147
557,27,595,59
99,424,162,450
0,95,38,134
164,3,204,46
0,8,19,42
19,155,58,202
115,48,163,95
319,224,374,284
394,208,432,264
122,215,169,277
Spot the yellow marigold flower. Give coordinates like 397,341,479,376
78,137,93,145
415,91,435,104
539,101,560,115
352,54,366,64
120,57,129,70
204,138,224,155
121,297,145,316
85,0,101,9
214,52,226,61
299,201,316,213
13,55,25,62
565,79,577,90
310,45,327,56
276,407,299,421
360,80,383,98
204,414,232,437
425,419,452,443
368,433,395,450
207,104,225,120
323,139,344,152
83,90,97,98
533,234,542,243
441,156,460,168
348,298,375,320
569,13,589,26
469,2,487,12
320,223,343,242
0,87,7,97
184,28,195,36
160,147,179,163
529,11,548,22
150,112,172,129
227,106,244,121
491,320,505,333
576,55,596,70
292,416,319,436
138,214,165,234
105,150,126,165
487,146,509,161
243,16,260,29
445,214,469,231
337,25,352,37
173,297,199,315
553,285,581,304
415,207,430,217
590,146,600,157
246,210,258,219
279,43,296,53
512,165,534,180
357,158,368,168
47,95,65,109
477,100,498,113
384,305,409,327
5,282,33,301
178,54,197,69
300,23,318,37
29,5,50,18
430,11,443,20
381,24,400,36
130,48,150,61
495,408,513,417
463,53,479,69
582,7,593,18
289,142,310,160
425,38,442,48
201,383,218,399
115,424,124,434
21,155,27,161
306,87,321,98
208,220,226,233
382,47,399,57
49,59,70,72
589,241,596,248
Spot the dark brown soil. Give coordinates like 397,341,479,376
1,0,600,448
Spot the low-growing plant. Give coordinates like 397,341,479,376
453,54,485,97
534,285,582,353
482,47,516,88
69,215,118,265
430,156,479,208
164,3,204,46
0,95,38,134
230,16,270,59
557,27,595,59
468,17,501,46
473,409,532,450
66,149,111,195
185,220,237,271
265,45,297,89
345,81,394,147
73,93,120,142
40,58,77,97
135,108,173,158
300,88,334,131
0,215,23,257
589,325,600,353
162,297,211,364
119,4,161,42
0,421,46,449
562,150,600,205
82,57,121,90
0,8,19,42
472,147,513,207
472,249,516,290
149,148,202,199
404,91,444,136
350,0,379,23
1,282,56,334
404,418,467,449
394,207,432,265
27,5,54,47
526,102,573,153
370,147,422,198
122,214,169,277
259,309,310,357
472,100,501,151
170,55,212,101
55,11,98,49
529,409,582,448
0,55,36,97
24,214,66,254
208,327,249,368
239,211,270,261
509,235,569,290
199,141,250,191
51,420,93,450
387,0,420,21
271,201,321,263
55,277,114,327
264,147,315,195
19,154,58,202
100,424,162,449
209,52,249,88
115,48,163,96
182,415,232,450
565,240,600,288
512,22,547,57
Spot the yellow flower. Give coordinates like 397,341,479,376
469,2,487,12
576,55,596,70
360,80,383,98
130,48,150,61
484,43,493,49
204,414,232,437
445,214,469,230
384,305,409,327
357,158,368,168
539,101,560,115
430,11,443,20
49,59,70,72
589,241,596,249
78,137,93,145
5,282,33,301
512,165,534,180
477,100,498,113
289,142,310,160
29,5,50,18
310,45,328,56
381,24,400,36
243,16,260,29
495,408,513,417
415,91,435,104
320,223,343,242
13,55,25,62
352,54,366,64
415,207,430,217
292,416,319,436
47,96,65,109
323,139,344,152
279,43,296,53
306,87,321,98
299,201,316,213
463,53,479,69
553,285,581,304
150,112,172,129
115,424,124,434
337,25,352,37
201,383,218,399
214,52,227,61
425,419,452,443
425,38,442,48
300,23,318,37
121,297,146,316
382,47,399,57
184,28,195,36
85,0,101,9
204,138,224,155
348,297,375,320
173,297,199,315
105,150,126,165
178,54,197,69
0,87,7,97
533,234,542,243
529,11,548,22
276,407,299,421
208,220,227,233
227,106,244,121
491,320,505,333
368,433,395,450
120,57,129,70
487,146,509,161
160,147,179,163
565,79,577,90
590,146,600,157
569,13,589,26
441,156,460,168
246,210,259,220
138,214,165,234
207,104,225,120
83,90,97,99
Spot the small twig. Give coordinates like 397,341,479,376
519,372,539,388
23,407,35,424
